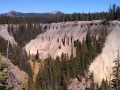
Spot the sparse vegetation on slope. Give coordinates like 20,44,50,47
34,27,107,90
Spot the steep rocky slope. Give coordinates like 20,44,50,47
25,20,120,87
25,20,103,59
89,23,120,84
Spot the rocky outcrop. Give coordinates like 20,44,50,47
89,23,120,85
25,20,104,59
25,20,120,87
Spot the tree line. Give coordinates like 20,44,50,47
0,4,120,24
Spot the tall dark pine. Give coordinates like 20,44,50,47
111,50,120,90
36,49,39,60
86,26,92,50
112,4,117,19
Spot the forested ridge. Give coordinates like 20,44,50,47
0,4,120,24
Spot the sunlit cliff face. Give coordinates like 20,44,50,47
25,20,103,59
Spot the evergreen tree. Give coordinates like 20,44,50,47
111,50,120,90
0,54,13,89
36,49,39,60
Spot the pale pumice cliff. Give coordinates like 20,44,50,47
25,20,120,89
25,20,103,59
89,23,120,84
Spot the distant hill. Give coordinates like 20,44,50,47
0,10,64,17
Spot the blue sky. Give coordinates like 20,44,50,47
0,0,120,14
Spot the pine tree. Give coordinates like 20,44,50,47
0,54,13,89
36,49,39,60
111,50,120,90
100,79,112,90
